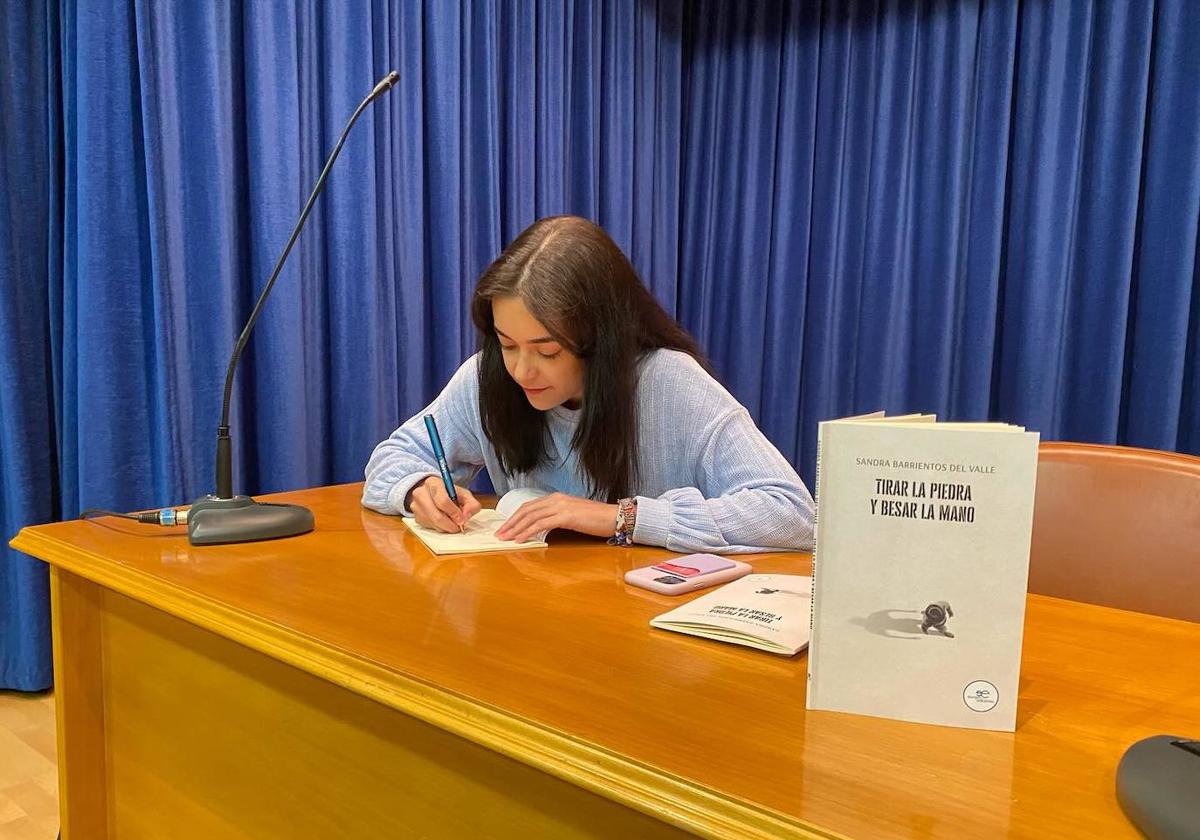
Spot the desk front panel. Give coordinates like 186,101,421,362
50,568,698,840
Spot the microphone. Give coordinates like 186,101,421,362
187,71,400,546
369,70,400,99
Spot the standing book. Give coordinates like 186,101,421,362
806,414,1039,731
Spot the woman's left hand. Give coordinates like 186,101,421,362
494,493,618,543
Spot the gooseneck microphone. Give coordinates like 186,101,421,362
187,70,400,546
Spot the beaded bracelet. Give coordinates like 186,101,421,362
608,497,638,546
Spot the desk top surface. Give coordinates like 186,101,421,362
13,483,1200,839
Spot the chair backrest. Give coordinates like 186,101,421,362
1029,442,1200,622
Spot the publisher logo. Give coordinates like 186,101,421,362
963,680,999,712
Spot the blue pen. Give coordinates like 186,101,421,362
423,414,463,530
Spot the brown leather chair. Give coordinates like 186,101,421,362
1029,442,1200,622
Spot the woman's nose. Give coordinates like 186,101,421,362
513,353,538,384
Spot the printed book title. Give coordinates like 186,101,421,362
869,478,976,523
708,606,783,624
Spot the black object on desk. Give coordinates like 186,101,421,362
1116,735,1200,839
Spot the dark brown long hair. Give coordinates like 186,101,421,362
472,216,703,502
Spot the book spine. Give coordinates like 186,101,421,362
806,422,826,708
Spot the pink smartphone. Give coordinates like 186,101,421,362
624,553,752,595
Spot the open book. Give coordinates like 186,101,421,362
401,488,550,555
651,574,813,656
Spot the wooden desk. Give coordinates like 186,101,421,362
11,483,1199,838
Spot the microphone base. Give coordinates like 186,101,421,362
187,495,314,546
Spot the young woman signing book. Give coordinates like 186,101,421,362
362,215,815,553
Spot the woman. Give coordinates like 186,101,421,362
362,215,814,553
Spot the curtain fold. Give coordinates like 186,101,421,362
2,0,1197,690
1125,0,1200,451
1,1,58,690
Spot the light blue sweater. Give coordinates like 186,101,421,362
362,349,815,553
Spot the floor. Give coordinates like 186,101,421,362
0,691,58,840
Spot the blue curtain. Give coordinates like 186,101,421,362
677,0,1199,479
2,0,1198,690
1,2,59,691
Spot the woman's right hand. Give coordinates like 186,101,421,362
406,475,482,533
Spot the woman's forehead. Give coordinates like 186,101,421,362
492,296,557,343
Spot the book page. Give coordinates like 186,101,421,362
401,510,547,554
853,413,935,424
495,487,550,518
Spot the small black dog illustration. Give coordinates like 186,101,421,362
920,601,954,638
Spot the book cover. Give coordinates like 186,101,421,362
651,574,812,656
806,416,1039,731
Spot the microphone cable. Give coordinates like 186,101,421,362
80,508,189,527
